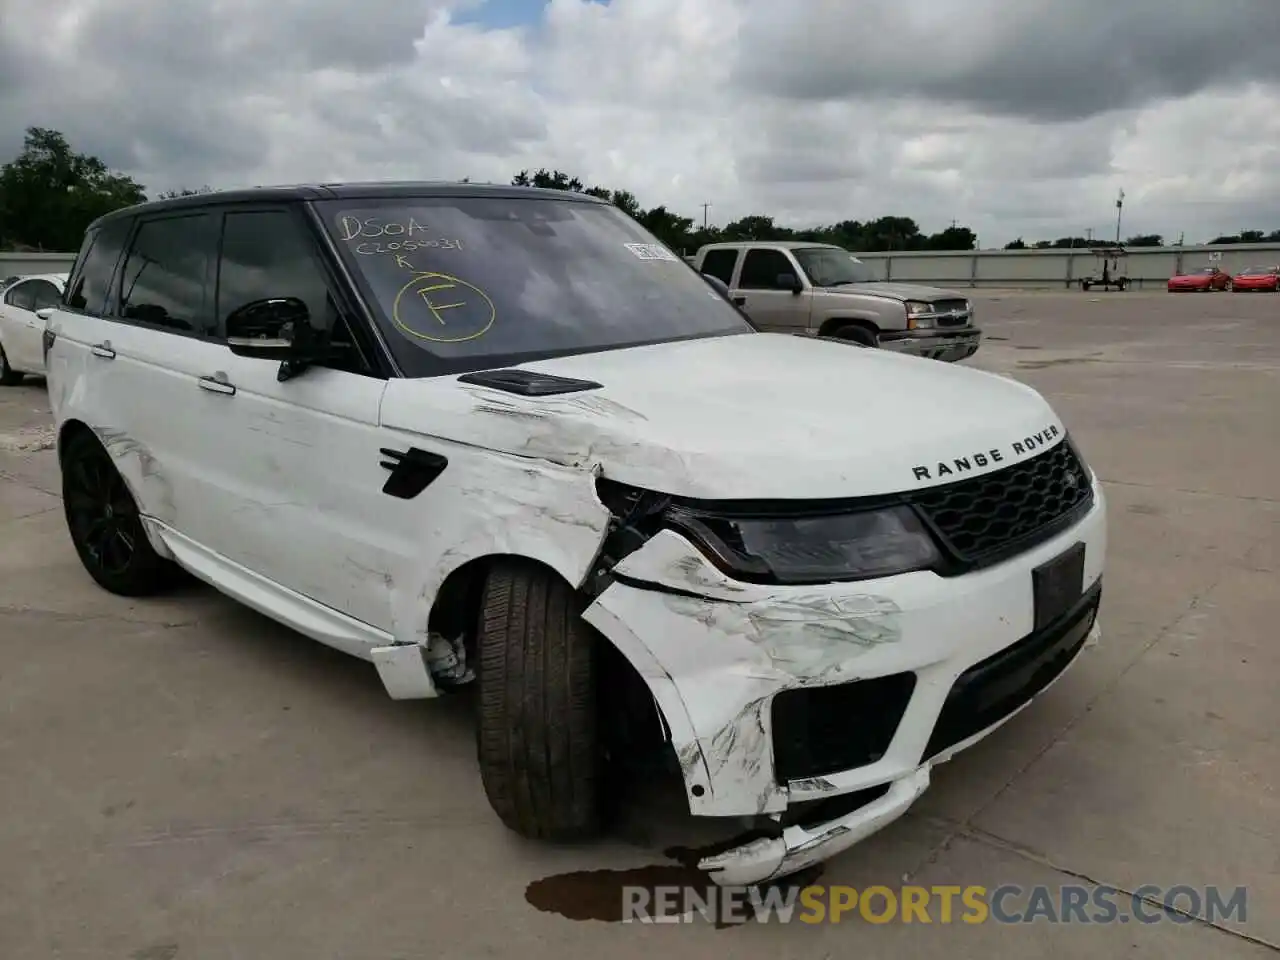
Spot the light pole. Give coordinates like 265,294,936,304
700,203,711,231
1115,188,1125,244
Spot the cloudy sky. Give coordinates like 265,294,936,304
3,0,1279,246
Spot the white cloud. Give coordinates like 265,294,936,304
2,0,1279,245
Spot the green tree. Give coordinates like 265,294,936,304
511,168,584,192
157,186,213,199
1124,234,1163,247
506,167,986,255
0,127,146,251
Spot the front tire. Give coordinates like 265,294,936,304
0,343,22,385
476,559,601,841
833,324,878,347
61,429,176,596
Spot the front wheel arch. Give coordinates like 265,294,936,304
818,317,880,345
457,555,675,839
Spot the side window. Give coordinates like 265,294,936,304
216,210,334,338
29,280,62,311
118,214,216,335
738,249,796,290
3,282,35,310
700,249,738,285
65,219,132,315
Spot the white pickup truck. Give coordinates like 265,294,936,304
693,240,982,362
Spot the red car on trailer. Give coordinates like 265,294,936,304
1230,265,1279,292
1167,266,1232,292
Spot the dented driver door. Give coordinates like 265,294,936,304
190,206,416,634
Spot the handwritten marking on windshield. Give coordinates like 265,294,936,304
391,271,494,344
337,214,463,255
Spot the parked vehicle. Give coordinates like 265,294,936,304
0,272,67,383
1167,266,1231,292
1230,265,1279,292
693,241,981,362
1078,248,1128,291
43,182,1105,885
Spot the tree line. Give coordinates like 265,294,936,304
1004,229,1280,250
0,127,213,252
0,128,977,254
4,127,1279,255
510,167,977,254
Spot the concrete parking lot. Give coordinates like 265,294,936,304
1,290,1276,959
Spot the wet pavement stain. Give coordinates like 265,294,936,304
1016,356,1101,369
525,839,824,928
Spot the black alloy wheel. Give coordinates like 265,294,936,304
61,430,174,595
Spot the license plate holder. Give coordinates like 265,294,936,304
1032,541,1086,631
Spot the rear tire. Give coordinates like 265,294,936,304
833,324,878,347
61,429,176,596
476,559,601,841
0,344,22,385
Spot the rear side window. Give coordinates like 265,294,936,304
118,214,217,336
3,281,35,310
215,210,334,336
700,249,738,285
738,248,795,289
65,219,132,315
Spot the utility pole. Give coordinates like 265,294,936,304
700,203,711,231
1115,188,1125,244
1086,227,1093,244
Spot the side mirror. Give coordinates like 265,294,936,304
702,273,730,296
225,297,320,360
776,272,803,294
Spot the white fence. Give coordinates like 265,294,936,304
0,252,77,279
850,242,1280,289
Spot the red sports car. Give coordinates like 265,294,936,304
1168,266,1232,292
1230,265,1279,292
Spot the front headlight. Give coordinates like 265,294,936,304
904,300,934,329
668,504,942,584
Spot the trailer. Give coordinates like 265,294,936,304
1079,247,1129,291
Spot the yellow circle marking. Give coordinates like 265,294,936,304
391,271,495,344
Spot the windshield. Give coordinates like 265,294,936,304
1241,265,1276,274
318,196,753,376
792,247,877,286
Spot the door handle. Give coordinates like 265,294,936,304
90,342,115,359
198,374,236,396
732,296,747,306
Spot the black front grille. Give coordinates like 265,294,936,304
911,439,1093,571
924,582,1101,760
771,673,916,782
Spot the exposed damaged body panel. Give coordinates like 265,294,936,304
583,480,1106,883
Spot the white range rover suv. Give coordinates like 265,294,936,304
42,183,1106,885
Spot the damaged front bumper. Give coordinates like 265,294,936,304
582,482,1105,885
880,326,982,362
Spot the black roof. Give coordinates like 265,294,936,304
89,180,610,231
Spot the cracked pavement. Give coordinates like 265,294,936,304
1,290,1277,958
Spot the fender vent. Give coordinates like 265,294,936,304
457,369,602,396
